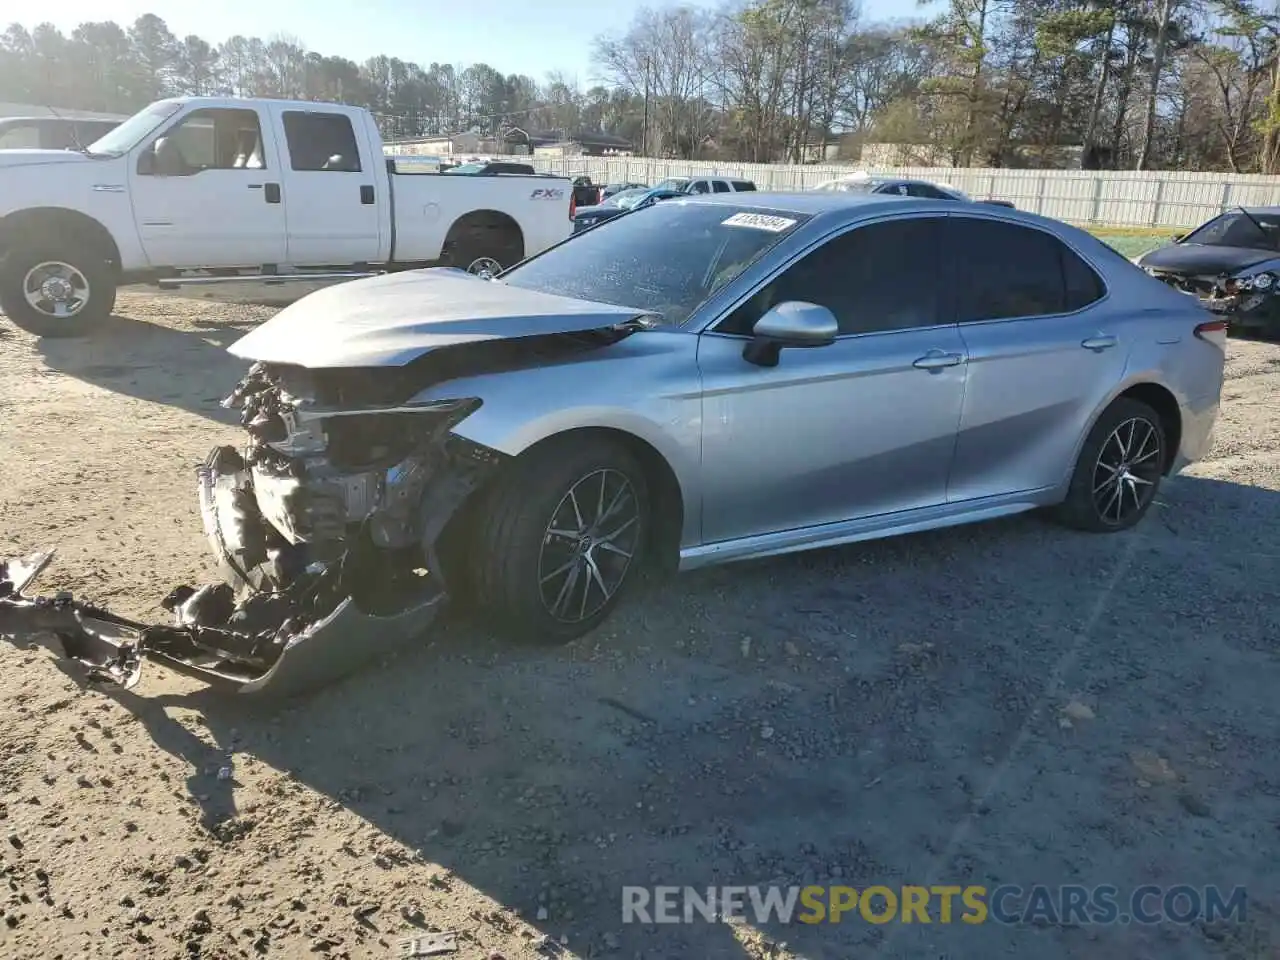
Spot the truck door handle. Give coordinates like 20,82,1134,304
360,185,375,205
262,182,281,204
1081,334,1117,351
913,351,964,370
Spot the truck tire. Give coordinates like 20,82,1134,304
444,223,524,278
0,244,117,338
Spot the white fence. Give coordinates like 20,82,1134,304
459,154,1280,228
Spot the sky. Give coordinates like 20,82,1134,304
37,0,933,88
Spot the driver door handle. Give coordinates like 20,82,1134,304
913,351,964,370
1081,334,1118,351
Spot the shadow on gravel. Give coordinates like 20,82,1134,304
11,473,1280,959
34,313,253,423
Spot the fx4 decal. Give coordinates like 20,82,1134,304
530,188,565,200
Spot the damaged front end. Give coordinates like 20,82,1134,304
1149,268,1280,333
1,361,506,696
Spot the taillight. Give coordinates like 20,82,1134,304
597,187,605,204
569,194,576,220
1194,318,1228,346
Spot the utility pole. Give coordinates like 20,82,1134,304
641,55,650,157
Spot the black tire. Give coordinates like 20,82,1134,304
461,435,650,645
1050,397,1167,533
443,224,524,277
0,244,117,337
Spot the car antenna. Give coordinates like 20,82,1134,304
43,102,86,152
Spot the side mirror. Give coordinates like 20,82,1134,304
743,301,838,367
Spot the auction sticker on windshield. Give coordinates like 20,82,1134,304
721,212,798,232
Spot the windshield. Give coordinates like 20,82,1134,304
615,190,660,210
1182,210,1280,250
499,201,810,325
84,101,182,156
819,179,878,193
653,177,689,191
603,189,646,208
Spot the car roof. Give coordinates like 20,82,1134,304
670,190,1081,235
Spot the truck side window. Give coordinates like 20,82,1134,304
282,111,363,173
144,108,266,175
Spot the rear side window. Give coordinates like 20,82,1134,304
712,181,731,193
732,180,756,191
1062,245,1106,310
282,111,362,172
948,218,1101,321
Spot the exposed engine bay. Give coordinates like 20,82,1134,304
0,321,644,696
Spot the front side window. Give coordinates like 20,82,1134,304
500,201,810,325
690,180,711,194
946,218,1102,321
717,216,945,336
282,111,362,172
142,108,266,175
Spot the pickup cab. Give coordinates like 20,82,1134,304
0,96,575,336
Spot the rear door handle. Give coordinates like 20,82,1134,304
1081,334,1118,351
913,351,964,370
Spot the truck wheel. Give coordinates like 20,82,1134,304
461,434,650,645
0,245,117,337
444,223,524,278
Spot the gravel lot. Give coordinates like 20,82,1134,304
1,290,1278,960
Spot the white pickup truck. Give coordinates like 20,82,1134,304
0,96,576,335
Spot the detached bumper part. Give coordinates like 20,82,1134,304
0,447,454,697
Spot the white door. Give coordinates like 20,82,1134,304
129,106,287,269
268,107,384,265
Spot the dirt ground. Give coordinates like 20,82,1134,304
1,290,1279,960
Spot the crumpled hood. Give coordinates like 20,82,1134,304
1138,242,1279,275
228,268,654,368
0,149,91,170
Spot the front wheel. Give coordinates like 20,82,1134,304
460,435,650,645
1050,398,1167,532
0,245,117,337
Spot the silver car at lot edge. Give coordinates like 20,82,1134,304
1,192,1226,695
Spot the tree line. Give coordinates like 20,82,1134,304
1,1,1278,172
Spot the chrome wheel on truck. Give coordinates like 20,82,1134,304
0,244,117,338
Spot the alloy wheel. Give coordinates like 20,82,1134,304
1092,416,1162,526
537,468,643,624
22,261,90,319
466,257,503,279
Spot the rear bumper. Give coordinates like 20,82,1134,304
1170,393,1221,476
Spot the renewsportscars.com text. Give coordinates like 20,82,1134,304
622,884,1247,926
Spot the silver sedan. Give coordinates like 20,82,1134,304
4,192,1227,694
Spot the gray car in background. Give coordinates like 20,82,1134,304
5,193,1226,694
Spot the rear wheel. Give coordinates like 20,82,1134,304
443,221,524,278
460,435,650,645
0,244,117,337
1050,398,1167,532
